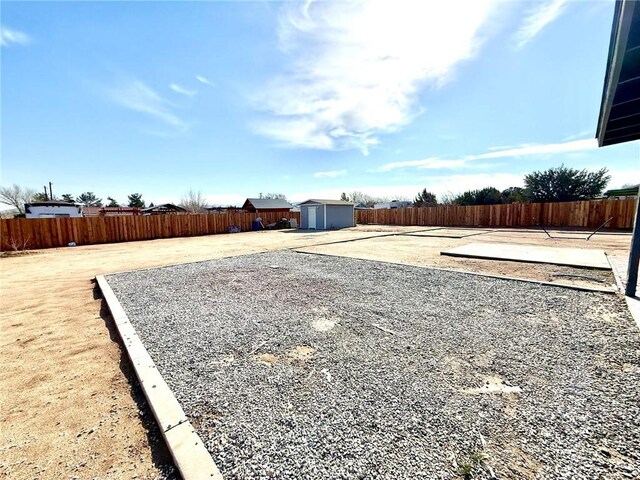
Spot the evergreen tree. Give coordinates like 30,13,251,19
413,188,438,207
127,193,145,208
76,192,103,206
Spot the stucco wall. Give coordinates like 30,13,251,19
325,205,354,229
301,204,353,229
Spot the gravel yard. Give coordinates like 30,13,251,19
106,250,640,480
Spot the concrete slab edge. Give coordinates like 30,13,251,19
293,249,617,294
624,296,640,330
95,275,223,480
441,250,612,271
608,254,627,293
607,257,640,330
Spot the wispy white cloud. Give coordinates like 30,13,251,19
608,169,640,189
374,157,466,173
513,0,568,49
422,173,525,197
109,80,188,131
562,129,593,141
487,145,514,151
288,172,524,204
254,0,498,154
196,75,214,87
472,138,597,160
375,138,598,173
314,169,348,178
170,83,197,97
1,26,31,47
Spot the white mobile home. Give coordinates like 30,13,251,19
374,200,412,209
24,201,83,219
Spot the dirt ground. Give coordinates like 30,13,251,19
296,226,631,290
0,226,632,478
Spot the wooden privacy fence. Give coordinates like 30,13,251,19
356,198,637,229
1,211,300,251
1,199,636,251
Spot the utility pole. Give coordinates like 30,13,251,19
43,185,48,200
49,182,53,201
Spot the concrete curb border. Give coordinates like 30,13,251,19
293,249,618,294
95,275,223,480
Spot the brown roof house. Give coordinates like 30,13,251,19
242,198,292,213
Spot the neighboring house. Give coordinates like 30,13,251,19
354,203,370,210
374,200,412,209
206,206,243,214
25,201,82,218
604,185,639,199
242,198,293,213
299,199,355,230
82,207,142,217
141,203,188,215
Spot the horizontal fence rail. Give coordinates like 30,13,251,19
355,199,637,230
1,212,300,251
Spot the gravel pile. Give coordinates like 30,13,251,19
106,251,640,479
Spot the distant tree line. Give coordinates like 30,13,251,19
0,186,153,212
340,191,411,208
0,184,219,217
410,165,610,207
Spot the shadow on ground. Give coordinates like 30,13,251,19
92,280,178,479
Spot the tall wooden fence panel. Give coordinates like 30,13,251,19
355,199,637,229
0,212,300,251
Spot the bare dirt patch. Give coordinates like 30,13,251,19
0,225,633,478
295,232,621,289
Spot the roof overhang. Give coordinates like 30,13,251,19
596,0,640,147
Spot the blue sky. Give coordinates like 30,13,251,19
1,0,638,207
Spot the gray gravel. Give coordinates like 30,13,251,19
106,251,640,479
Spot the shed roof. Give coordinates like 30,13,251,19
596,0,640,146
300,199,355,206
243,198,293,210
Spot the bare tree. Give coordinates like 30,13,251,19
180,189,208,213
0,184,37,214
439,191,457,206
262,192,288,200
348,191,389,208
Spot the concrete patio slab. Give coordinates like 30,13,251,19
442,242,611,270
404,228,491,238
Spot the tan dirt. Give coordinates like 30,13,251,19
0,226,631,478
296,227,630,289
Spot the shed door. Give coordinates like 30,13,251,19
308,206,317,229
